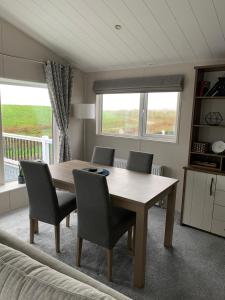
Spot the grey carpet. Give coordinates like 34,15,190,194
0,207,224,300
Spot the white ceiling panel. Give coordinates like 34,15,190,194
212,0,225,45
0,0,224,71
166,0,213,59
122,0,180,62
104,0,167,63
144,0,196,61
85,0,155,63
66,0,140,65
189,0,225,57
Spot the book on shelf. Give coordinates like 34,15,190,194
198,80,210,96
205,77,225,97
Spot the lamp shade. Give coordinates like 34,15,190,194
75,104,95,119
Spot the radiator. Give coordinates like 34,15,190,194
114,158,164,176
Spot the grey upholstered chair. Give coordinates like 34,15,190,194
72,169,135,281
20,160,76,253
127,151,153,173
91,146,115,166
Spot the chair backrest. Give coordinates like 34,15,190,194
127,151,153,173
91,146,115,166
20,160,59,224
73,169,112,247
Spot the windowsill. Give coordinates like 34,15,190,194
96,133,177,144
0,181,26,193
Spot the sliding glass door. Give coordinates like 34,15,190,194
0,81,53,183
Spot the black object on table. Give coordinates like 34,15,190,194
82,168,110,176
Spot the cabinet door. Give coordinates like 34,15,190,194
183,170,216,231
214,175,225,207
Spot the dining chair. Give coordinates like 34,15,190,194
20,160,76,253
127,150,153,173
72,169,135,281
91,146,115,166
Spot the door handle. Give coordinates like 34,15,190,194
210,178,214,196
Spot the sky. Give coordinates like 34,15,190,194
103,92,178,111
0,84,51,106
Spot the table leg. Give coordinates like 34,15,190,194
164,186,177,248
133,207,148,288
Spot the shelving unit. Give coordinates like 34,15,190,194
181,64,225,238
189,64,225,173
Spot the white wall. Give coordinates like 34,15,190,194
0,18,84,161
69,69,84,159
83,60,225,212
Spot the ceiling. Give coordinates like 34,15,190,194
0,0,225,72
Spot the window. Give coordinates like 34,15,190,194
145,92,179,137
97,92,180,142
101,93,140,136
0,82,53,183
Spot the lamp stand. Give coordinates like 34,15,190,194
83,119,86,160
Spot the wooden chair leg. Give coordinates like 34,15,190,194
76,236,83,267
127,227,132,251
30,217,35,244
66,215,70,227
106,249,113,282
54,224,60,253
34,219,39,234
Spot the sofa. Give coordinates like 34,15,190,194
0,230,131,300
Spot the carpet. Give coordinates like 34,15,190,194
0,207,224,300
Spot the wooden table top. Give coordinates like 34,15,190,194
49,160,178,207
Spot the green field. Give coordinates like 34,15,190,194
102,110,176,135
2,105,52,137
2,105,176,138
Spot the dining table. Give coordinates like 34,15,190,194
49,160,178,289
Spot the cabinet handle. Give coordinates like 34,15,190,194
210,178,214,196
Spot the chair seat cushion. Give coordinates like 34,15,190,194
0,243,116,300
110,208,135,248
111,207,134,227
57,190,76,221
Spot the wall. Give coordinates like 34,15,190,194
84,60,225,212
69,69,84,159
0,18,84,163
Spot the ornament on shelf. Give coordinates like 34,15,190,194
205,112,223,126
212,141,225,154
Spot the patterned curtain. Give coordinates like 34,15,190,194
44,60,72,162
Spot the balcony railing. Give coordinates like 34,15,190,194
3,132,53,164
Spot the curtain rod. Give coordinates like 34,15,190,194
0,51,45,65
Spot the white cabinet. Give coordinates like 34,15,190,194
182,170,225,237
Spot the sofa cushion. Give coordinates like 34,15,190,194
0,243,115,300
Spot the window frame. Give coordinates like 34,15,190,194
96,92,181,143
0,79,57,185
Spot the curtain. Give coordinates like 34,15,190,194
93,74,184,94
45,60,72,162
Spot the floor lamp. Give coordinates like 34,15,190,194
75,104,95,160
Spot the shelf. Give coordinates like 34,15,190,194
188,164,221,173
193,124,225,128
195,96,225,100
190,152,225,158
